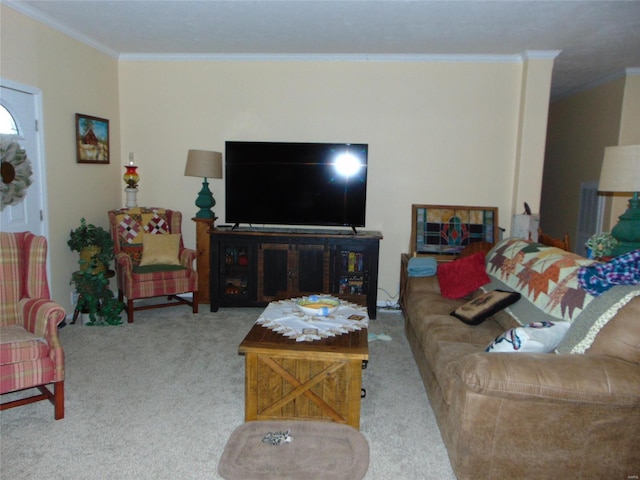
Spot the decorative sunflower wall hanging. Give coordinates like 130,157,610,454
1,136,33,211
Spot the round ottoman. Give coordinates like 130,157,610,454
218,420,370,480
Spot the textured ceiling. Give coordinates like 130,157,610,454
6,0,640,99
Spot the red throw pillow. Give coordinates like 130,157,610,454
437,252,490,299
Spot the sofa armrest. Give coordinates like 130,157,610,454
400,253,441,304
114,251,133,270
114,251,133,289
454,352,640,405
179,247,197,269
18,298,66,380
405,274,442,296
19,298,66,337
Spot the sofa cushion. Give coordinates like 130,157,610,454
556,286,640,356
408,311,504,405
585,296,640,364
485,321,570,353
0,325,49,364
451,289,521,325
432,341,483,406
404,290,466,325
437,252,490,299
132,265,189,280
452,351,640,404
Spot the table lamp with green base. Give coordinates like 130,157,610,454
184,149,223,219
598,145,640,256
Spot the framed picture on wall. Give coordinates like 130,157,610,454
75,113,109,164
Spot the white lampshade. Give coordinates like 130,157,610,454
184,150,223,179
598,145,640,193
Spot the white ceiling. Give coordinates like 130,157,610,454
6,0,640,99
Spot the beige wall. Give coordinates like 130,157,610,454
541,71,640,253
3,4,554,310
1,5,121,312
619,73,640,144
119,58,551,303
541,77,624,247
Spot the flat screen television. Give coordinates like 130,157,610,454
225,141,368,230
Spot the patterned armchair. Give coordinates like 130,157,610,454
108,207,198,323
0,232,66,420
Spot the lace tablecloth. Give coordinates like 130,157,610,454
256,297,369,342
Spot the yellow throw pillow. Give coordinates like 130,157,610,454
139,233,181,266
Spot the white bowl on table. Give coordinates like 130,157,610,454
295,295,340,317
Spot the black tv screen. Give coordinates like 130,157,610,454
225,141,368,228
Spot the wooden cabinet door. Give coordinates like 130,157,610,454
295,243,330,293
257,243,290,302
331,240,380,319
257,241,329,302
215,238,254,306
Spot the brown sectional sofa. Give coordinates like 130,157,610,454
400,240,640,480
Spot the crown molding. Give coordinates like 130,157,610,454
4,0,119,58
553,67,640,101
118,52,526,63
522,50,561,61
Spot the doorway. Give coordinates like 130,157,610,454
575,180,605,256
0,80,48,237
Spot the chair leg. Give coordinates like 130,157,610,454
5,382,65,420
127,298,135,323
192,291,199,314
54,381,64,420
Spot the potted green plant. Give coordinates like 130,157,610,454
68,218,123,325
70,269,124,325
585,232,619,260
68,218,114,272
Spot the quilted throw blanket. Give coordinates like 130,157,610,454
486,238,597,322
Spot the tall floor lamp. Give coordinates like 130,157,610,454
598,144,640,256
184,149,223,219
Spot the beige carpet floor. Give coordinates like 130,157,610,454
0,306,456,479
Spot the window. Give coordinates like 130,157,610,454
0,104,19,135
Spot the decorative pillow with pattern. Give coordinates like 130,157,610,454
451,289,521,325
114,207,171,265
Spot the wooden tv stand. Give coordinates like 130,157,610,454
209,227,382,319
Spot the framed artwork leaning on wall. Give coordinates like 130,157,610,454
410,204,499,260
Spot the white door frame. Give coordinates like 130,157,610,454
0,77,49,240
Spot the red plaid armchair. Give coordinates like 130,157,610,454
108,207,198,323
0,232,66,419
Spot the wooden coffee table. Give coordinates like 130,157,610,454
238,295,369,429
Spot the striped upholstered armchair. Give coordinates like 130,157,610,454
108,207,198,323
0,232,66,419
